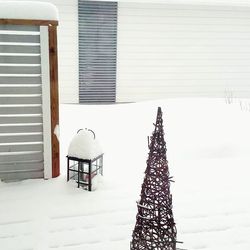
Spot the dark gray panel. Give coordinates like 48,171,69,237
0,76,41,84
0,86,42,95
78,0,117,103
0,25,39,32
0,124,42,133
0,66,41,74
0,105,42,115
0,115,42,124
0,34,40,43
0,133,43,143
0,143,43,152
0,55,40,64
0,151,43,164
0,95,42,105
0,168,44,181
0,161,43,172
0,45,40,53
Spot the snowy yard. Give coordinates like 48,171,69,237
1,98,250,250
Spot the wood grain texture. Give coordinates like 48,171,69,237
0,19,58,26
49,25,60,178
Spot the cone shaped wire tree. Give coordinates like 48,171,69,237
130,107,177,250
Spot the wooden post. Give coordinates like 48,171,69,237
0,19,58,26
49,25,60,178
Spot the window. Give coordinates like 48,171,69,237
78,0,118,103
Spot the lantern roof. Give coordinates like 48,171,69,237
68,129,103,160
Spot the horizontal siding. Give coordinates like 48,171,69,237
0,76,41,84
0,66,41,74
0,124,43,133
0,169,44,181
0,25,39,32
0,45,40,54
83,0,250,8
0,95,42,105
51,0,79,103
0,151,43,164
0,9,63,179
0,161,43,172
5,0,250,103
0,115,42,124
0,34,40,43
0,23,45,181
0,55,40,64
4,0,79,103
116,2,250,101
0,142,43,153
0,85,42,95
0,133,43,143
0,105,42,115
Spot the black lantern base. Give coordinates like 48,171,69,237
67,154,103,191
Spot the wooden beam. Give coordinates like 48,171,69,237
0,19,58,26
48,25,60,178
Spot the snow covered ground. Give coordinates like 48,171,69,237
1,98,250,250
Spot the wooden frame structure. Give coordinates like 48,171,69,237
0,18,60,178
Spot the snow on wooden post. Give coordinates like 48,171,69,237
130,107,181,250
0,2,59,180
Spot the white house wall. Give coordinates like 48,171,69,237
4,0,250,103
49,0,250,103
116,2,250,102
44,0,79,103
54,0,79,104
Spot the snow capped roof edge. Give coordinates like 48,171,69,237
0,1,59,21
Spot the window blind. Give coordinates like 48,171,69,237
78,0,118,103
